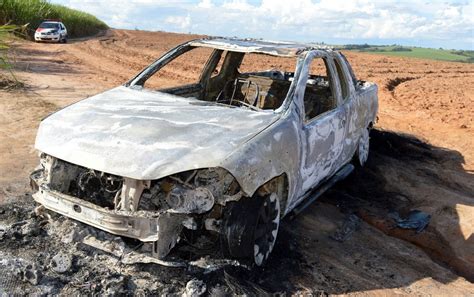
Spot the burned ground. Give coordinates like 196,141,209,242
0,130,472,295
0,30,473,295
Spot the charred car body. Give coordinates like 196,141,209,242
31,38,378,266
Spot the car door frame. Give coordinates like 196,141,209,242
332,53,361,164
293,50,348,199
128,44,222,98
60,23,67,38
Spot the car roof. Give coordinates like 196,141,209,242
40,21,63,24
189,37,334,57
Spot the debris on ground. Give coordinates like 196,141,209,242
0,197,298,295
102,275,128,295
0,74,25,90
330,214,361,242
185,279,206,296
51,253,72,273
23,263,41,285
390,210,431,233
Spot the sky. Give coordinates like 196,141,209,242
51,0,474,50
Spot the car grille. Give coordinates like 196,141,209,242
47,158,123,209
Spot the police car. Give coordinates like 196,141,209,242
34,20,68,43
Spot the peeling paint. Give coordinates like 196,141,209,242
31,37,378,262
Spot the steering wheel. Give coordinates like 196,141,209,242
216,78,260,110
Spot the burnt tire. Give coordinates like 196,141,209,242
355,127,370,167
222,193,280,266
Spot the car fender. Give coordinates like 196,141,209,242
221,107,301,214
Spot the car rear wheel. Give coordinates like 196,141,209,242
222,193,280,266
356,128,370,166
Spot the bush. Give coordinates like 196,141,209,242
451,50,474,58
0,0,108,38
0,24,17,70
391,47,412,52
364,47,386,52
344,43,372,50
0,24,23,85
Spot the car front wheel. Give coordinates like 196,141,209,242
222,193,280,266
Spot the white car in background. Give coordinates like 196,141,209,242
34,20,68,43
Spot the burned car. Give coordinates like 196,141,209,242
31,38,378,266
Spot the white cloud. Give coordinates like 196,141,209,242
197,0,213,8
51,0,474,49
222,0,253,11
165,14,192,30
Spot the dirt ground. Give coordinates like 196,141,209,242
0,29,473,295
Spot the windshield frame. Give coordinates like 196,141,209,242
39,22,60,29
126,41,302,114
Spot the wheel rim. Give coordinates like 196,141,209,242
253,193,280,266
358,129,370,166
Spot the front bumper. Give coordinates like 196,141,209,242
30,166,186,258
35,34,60,41
33,187,165,241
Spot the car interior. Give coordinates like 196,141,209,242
141,46,337,119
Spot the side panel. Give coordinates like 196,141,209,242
299,109,346,194
292,51,348,201
337,52,378,151
346,82,378,161
221,105,301,215
357,82,379,128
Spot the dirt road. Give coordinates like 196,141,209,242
0,30,473,295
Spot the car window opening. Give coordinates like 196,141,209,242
138,47,298,111
303,57,338,122
39,22,60,29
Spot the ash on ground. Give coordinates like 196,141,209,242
0,194,303,295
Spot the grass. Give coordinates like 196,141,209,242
0,0,108,38
346,45,474,63
0,25,17,73
0,24,25,88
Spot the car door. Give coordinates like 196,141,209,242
297,51,347,196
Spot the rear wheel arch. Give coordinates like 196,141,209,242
355,124,371,166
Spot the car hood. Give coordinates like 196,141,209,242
36,28,58,33
35,86,279,179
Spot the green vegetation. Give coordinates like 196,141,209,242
450,50,474,63
343,44,473,63
391,46,412,52
0,24,24,88
0,0,108,38
0,24,15,69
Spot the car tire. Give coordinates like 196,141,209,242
222,193,280,266
355,127,370,166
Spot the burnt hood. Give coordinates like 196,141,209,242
35,86,279,180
